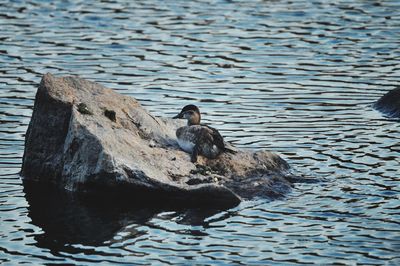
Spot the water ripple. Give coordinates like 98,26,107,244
1,0,400,265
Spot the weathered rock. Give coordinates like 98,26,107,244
374,87,400,118
21,74,295,207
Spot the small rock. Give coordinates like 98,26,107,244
374,87,400,118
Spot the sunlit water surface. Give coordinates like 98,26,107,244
1,0,399,265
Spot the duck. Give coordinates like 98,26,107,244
173,104,235,163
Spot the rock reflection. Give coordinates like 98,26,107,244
23,181,224,250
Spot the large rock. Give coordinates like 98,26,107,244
374,87,400,118
21,74,294,207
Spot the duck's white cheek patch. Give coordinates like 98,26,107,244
178,139,195,153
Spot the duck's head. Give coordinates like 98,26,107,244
173,104,201,125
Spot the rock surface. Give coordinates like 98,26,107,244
374,87,400,118
21,74,295,207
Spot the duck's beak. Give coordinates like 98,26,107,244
173,112,183,119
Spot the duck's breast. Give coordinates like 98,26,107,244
177,138,195,153
176,127,196,153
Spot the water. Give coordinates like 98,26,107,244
1,0,399,264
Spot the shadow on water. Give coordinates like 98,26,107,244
23,181,225,250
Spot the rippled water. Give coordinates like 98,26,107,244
1,0,400,264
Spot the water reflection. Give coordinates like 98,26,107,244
24,181,224,249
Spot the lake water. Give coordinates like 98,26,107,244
1,0,399,265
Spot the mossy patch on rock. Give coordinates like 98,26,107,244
77,103,92,115
104,109,116,122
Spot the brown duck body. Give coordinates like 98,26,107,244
176,124,225,162
173,104,229,163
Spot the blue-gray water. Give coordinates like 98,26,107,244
1,0,399,265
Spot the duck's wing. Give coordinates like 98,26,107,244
203,125,238,154
182,124,226,151
202,125,225,150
